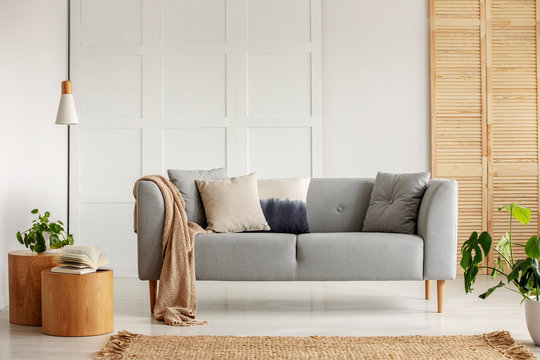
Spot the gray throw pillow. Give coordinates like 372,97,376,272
167,168,227,226
362,172,430,234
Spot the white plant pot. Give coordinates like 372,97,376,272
525,298,540,345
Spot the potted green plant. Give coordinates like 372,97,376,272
16,209,74,253
8,209,74,325
461,203,540,344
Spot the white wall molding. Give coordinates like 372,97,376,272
71,0,322,275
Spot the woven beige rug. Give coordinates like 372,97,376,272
95,330,535,360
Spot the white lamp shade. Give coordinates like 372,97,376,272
56,93,79,125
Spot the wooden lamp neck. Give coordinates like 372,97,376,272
61,80,72,95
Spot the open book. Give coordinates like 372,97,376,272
51,246,110,275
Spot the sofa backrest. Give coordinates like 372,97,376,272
306,178,374,233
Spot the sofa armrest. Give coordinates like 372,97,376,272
417,179,458,280
136,180,164,280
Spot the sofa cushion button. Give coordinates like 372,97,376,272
389,199,393,204
337,206,343,212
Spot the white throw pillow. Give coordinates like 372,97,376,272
196,173,270,233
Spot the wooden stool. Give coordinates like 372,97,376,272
8,250,59,325
41,269,114,336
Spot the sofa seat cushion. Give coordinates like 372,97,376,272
195,233,297,280
297,233,424,281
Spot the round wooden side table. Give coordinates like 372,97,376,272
8,250,59,325
41,269,114,336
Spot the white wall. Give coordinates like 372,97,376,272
0,0,430,291
0,0,67,307
322,0,430,177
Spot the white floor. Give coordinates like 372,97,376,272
0,276,538,359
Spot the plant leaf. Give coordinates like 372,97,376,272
519,268,532,292
67,234,74,245
529,259,540,296
464,265,479,293
497,233,511,261
461,231,492,271
490,264,497,279
479,281,505,299
31,209,38,214
526,236,540,259
461,232,477,269
34,242,46,253
461,230,491,292
513,205,531,226
509,258,532,283
16,232,23,244
478,231,492,256
49,223,60,233
49,234,60,248
461,251,472,269
35,231,45,246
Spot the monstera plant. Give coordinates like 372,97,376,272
461,202,540,344
16,209,74,253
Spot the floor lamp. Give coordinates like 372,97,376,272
55,0,78,235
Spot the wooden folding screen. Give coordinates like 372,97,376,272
431,0,486,268
431,0,540,270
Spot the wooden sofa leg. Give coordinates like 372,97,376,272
437,280,445,313
425,280,432,299
149,280,157,313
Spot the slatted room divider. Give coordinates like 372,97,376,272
431,0,540,271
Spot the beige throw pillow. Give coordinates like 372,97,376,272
196,173,270,233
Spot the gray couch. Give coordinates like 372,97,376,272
136,178,458,312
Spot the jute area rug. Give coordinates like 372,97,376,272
95,330,535,360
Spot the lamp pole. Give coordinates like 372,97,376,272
67,0,71,235
55,0,78,235
67,125,70,234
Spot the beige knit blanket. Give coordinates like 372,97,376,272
133,175,208,326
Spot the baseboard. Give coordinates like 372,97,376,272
0,295,8,310
111,266,138,278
